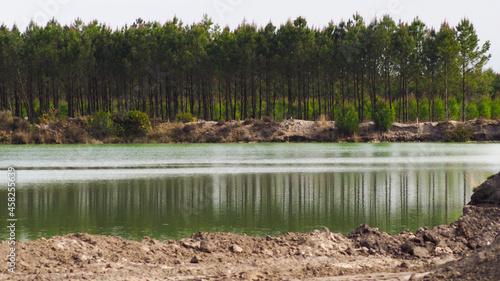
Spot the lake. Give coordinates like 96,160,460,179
1,143,500,241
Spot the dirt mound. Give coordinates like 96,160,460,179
469,172,500,206
2,205,500,280
421,234,500,281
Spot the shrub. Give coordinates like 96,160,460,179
85,111,114,139
432,99,446,121
373,101,393,131
408,98,418,121
335,104,359,136
121,110,151,139
477,97,491,119
419,101,430,121
0,111,13,130
491,99,500,120
10,117,29,131
58,103,69,118
466,103,479,120
38,108,60,124
316,114,329,130
175,112,196,123
445,123,474,142
448,97,460,120
11,131,30,144
65,124,89,144
182,123,196,133
243,119,255,125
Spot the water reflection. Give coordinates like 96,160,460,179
0,169,480,241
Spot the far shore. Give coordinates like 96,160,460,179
1,117,500,145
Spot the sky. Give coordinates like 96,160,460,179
1,0,499,71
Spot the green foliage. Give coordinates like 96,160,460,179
408,98,418,121
432,99,446,121
491,99,500,120
419,100,430,121
374,101,393,131
274,99,298,120
445,123,474,142
363,97,373,120
0,16,494,124
175,112,196,123
121,111,151,138
466,103,479,120
58,103,69,118
335,104,359,136
477,97,491,119
448,97,460,120
85,111,114,139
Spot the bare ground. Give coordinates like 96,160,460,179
1,205,499,280
149,119,500,143
2,116,500,144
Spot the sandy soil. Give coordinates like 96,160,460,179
152,118,500,144
3,116,500,144
1,205,499,280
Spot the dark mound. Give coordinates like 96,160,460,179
421,234,500,281
469,172,500,206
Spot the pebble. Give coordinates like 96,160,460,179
231,245,243,253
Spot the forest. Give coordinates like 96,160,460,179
0,14,499,124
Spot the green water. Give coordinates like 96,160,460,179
1,143,500,241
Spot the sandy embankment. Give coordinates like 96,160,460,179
4,117,500,144
151,118,500,143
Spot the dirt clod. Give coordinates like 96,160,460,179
230,244,244,253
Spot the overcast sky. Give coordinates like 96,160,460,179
1,0,499,71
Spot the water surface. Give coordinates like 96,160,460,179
1,143,499,241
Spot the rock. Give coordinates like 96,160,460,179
411,247,429,258
231,244,243,253
469,172,500,205
181,240,201,249
434,247,453,256
436,239,448,248
199,240,216,253
401,241,415,254
423,232,440,245
190,256,201,263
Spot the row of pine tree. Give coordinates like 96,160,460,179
0,15,498,123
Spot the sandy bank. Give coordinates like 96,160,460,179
3,118,500,144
